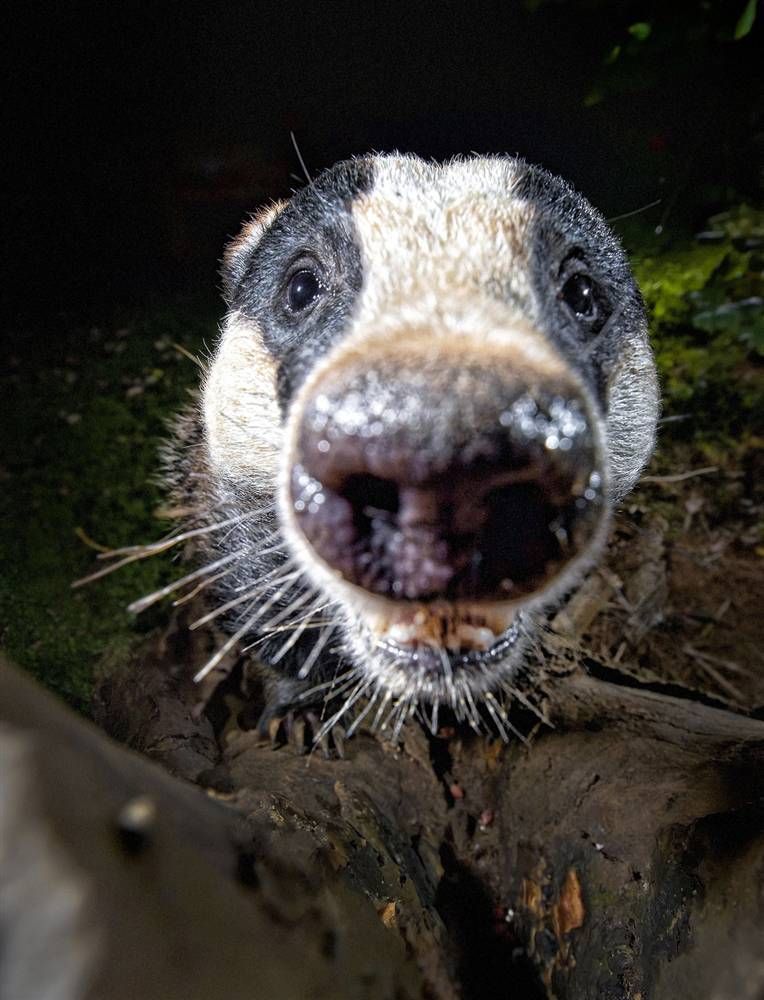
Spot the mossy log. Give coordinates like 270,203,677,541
3,627,764,1000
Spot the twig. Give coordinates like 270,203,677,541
607,198,662,223
684,644,747,702
74,526,111,553
640,466,719,485
171,342,204,367
290,131,312,184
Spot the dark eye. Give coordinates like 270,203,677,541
286,269,322,312
561,273,596,319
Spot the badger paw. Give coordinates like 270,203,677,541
246,704,345,758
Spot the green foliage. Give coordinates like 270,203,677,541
734,0,758,40
631,205,764,439
627,21,652,42
525,0,760,106
0,302,217,711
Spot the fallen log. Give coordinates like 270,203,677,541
0,653,427,1000
4,610,764,1000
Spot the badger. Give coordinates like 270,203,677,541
112,154,659,743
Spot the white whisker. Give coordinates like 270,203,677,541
391,696,415,743
261,616,333,635
313,678,370,745
127,548,248,614
269,617,313,663
101,510,261,557
188,562,297,630
429,697,440,736
256,588,318,632
437,646,457,704
297,624,337,680
296,667,358,703
483,691,510,742
378,694,404,734
462,684,482,734
172,566,238,606
269,604,329,664
484,690,528,744
194,607,265,683
345,683,382,737
371,688,394,731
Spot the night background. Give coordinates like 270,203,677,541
2,4,764,996
5,0,762,308
2,1,762,709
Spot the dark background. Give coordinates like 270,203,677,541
5,0,762,316
1,0,761,714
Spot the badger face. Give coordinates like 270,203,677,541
201,154,658,726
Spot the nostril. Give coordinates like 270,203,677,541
482,481,572,595
291,370,605,602
340,474,400,523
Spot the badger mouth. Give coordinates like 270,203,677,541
278,318,609,702
361,597,518,660
334,594,531,711
330,589,532,697
375,621,523,674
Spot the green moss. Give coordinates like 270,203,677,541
632,243,729,326
0,301,218,711
631,206,764,440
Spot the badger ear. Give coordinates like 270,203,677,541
220,200,287,305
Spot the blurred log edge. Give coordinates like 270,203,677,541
3,637,764,1000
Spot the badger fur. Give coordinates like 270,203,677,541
147,154,659,740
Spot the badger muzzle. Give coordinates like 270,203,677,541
286,324,606,608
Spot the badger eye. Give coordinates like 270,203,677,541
287,269,322,312
561,273,596,319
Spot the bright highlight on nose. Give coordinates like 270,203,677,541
290,344,605,603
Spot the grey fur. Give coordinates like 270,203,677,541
157,153,659,734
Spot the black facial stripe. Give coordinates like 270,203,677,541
514,162,646,406
229,157,374,409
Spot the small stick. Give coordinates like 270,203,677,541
640,466,718,485
607,198,662,223
290,131,312,184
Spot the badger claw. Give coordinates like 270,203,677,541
258,707,345,758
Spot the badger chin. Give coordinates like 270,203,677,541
322,606,537,741
347,612,528,703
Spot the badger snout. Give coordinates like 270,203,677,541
287,331,607,606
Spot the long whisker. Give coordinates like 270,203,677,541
345,683,382,737
171,566,239,606
127,548,248,614
97,509,264,559
391,695,416,743
256,587,318,633
437,646,457,705
428,697,440,736
483,690,510,741
313,677,370,746
72,508,275,589
371,688,394,731
260,616,333,636
269,604,330,665
485,690,528,744
296,667,358,703
297,624,337,680
194,607,265,683
378,693,405,735
188,561,298,630
201,569,306,655
462,683,483,734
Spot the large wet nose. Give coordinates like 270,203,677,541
290,350,605,602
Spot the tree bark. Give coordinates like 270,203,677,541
4,622,764,1000
0,654,426,1000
